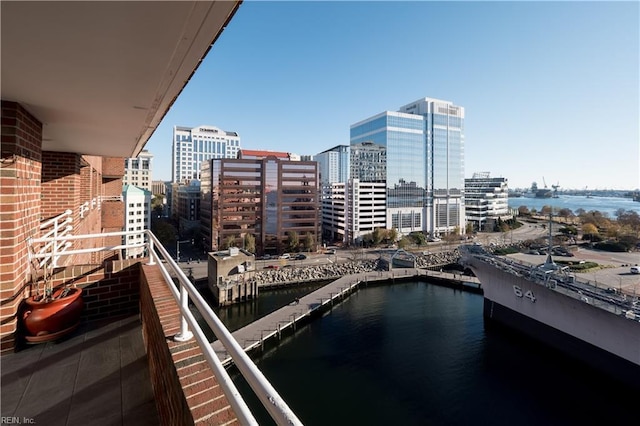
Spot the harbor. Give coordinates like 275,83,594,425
211,268,480,365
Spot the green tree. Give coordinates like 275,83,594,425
411,232,426,246
244,233,256,253
303,232,315,252
372,228,384,246
397,236,411,249
287,230,299,252
222,235,236,249
151,220,177,248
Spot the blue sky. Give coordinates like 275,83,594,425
145,1,639,191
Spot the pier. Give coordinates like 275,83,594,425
211,268,480,365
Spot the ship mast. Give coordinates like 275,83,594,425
543,211,556,269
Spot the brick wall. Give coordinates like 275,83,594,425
0,101,43,353
41,151,82,221
103,157,125,178
140,264,238,425
44,260,141,323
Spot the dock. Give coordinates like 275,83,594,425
211,268,480,365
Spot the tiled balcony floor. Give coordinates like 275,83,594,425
1,315,158,425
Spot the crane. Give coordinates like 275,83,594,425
551,182,560,198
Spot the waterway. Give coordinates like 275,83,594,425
227,281,636,425
508,194,640,217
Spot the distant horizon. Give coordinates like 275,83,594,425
145,1,639,191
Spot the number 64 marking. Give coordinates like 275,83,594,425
513,285,536,302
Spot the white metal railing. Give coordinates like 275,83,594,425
29,209,74,269
79,201,89,218
28,229,303,425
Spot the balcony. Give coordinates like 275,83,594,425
1,230,302,425
2,1,253,423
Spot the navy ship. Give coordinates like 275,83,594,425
460,245,640,388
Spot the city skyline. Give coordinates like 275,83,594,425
145,1,639,191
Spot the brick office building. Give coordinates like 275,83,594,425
201,150,320,256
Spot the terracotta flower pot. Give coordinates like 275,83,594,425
22,287,84,343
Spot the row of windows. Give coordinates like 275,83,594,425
391,212,421,229
432,114,463,128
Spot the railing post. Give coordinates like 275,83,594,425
174,284,193,342
52,214,60,267
147,239,156,265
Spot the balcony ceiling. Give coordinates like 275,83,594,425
1,1,241,158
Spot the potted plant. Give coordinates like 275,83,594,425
22,260,83,343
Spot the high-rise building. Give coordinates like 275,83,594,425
172,125,241,183
321,178,386,244
172,180,201,233
123,185,152,258
201,150,319,255
465,172,510,232
151,180,166,196
123,149,153,191
350,97,465,237
314,145,350,185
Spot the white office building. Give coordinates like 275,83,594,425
464,172,511,231
172,125,241,183
123,149,153,192
123,185,152,258
322,178,386,244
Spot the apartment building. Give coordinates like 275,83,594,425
123,185,152,258
123,149,153,192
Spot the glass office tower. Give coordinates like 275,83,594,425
350,97,465,237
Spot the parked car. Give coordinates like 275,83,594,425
631,266,640,274
279,253,290,259
326,249,336,255
295,254,307,260
264,265,279,270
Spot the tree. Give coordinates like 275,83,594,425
244,233,256,253
222,235,236,249
397,236,411,249
540,205,553,216
151,220,177,248
411,232,426,246
303,232,315,252
558,208,574,223
518,206,530,216
465,222,474,235
388,228,398,244
371,228,384,246
287,230,299,252
582,223,598,242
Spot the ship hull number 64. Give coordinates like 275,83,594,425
513,285,536,302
